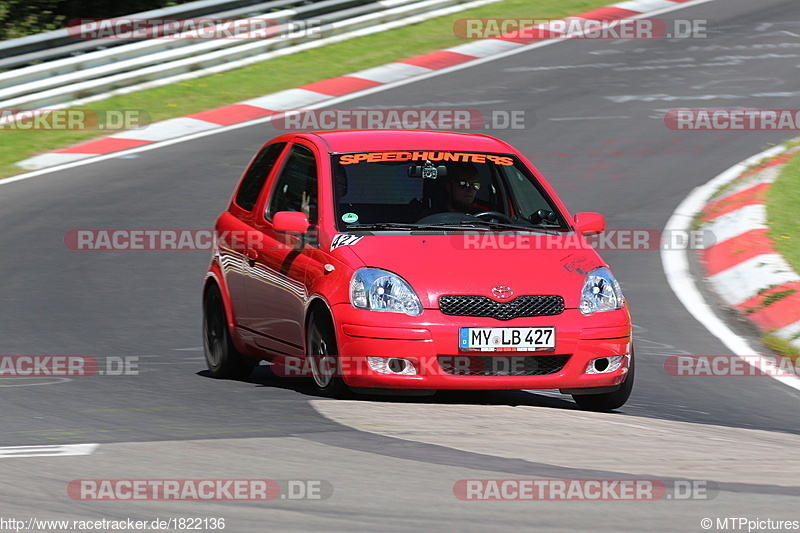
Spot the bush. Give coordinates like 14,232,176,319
0,0,197,40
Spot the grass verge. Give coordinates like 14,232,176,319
767,147,800,275
762,333,800,363
762,143,800,359
0,0,611,179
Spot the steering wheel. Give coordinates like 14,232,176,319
473,211,515,224
415,212,474,225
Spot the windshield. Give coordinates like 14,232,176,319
332,151,567,232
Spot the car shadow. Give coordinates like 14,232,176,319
199,363,580,410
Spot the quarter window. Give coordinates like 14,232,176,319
235,142,286,211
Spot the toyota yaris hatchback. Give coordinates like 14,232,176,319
203,130,633,410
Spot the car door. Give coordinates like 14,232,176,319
218,141,287,330
242,142,320,355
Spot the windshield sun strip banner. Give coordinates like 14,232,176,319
337,152,514,165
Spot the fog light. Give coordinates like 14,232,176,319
586,355,625,374
367,357,417,375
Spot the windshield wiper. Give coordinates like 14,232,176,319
345,221,567,235
425,221,566,234
346,222,509,232
346,223,426,231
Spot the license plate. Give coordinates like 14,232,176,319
459,327,555,352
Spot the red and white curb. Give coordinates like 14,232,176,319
699,150,800,351
662,146,800,391
17,0,698,171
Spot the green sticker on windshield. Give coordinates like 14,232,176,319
342,213,358,224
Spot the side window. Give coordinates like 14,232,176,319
267,145,318,224
234,142,286,211
502,164,563,227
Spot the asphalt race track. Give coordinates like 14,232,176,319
1,0,799,530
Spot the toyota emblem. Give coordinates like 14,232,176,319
492,285,514,299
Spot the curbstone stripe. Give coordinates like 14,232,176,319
699,151,800,350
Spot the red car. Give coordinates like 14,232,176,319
203,130,633,410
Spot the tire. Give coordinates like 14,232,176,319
203,284,256,379
306,310,349,398
572,351,635,411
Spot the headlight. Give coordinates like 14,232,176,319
350,268,423,316
580,267,624,315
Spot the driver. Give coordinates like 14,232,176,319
444,161,481,213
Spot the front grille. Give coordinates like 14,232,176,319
438,354,569,377
439,295,564,320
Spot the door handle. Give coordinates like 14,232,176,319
245,248,258,263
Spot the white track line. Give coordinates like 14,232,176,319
661,144,800,392
0,443,99,458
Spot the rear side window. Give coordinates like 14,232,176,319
235,142,286,211
267,144,318,224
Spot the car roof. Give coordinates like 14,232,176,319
301,130,515,154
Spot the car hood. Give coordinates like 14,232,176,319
344,233,604,309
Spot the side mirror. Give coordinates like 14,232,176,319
573,212,605,236
273,211,310,234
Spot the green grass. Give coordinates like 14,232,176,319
766,147,800,275
762,333,800,363
743,289,798,314
0,0,611,179
762,289,798,307
761,143,800,359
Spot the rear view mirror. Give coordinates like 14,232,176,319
408,161,447,179
573,212,605,236
273,211,310,234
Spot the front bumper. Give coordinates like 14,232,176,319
330,303,632,391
